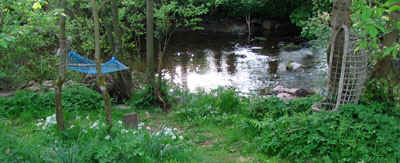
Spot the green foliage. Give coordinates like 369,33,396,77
214,0,311,18
255,103,400,162
0,115,193,162
352,0,400,60
248,97,288,120
0,0,59,84
215,88,241,113
0,85,103,119
290,0,332,41
176,88,242,122
129,85,159,109
129,81,176,109
363,79,400,105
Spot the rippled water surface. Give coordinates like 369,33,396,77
147,32,327,95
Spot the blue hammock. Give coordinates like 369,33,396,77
67,51,129,74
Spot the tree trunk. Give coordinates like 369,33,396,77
92,0,112,133
55,0,67,131
370,2,400,101
109,0,133,103
156,48,169,112
245,14,251,42
146,0,155,86
324,0,352,110
327,0,352,63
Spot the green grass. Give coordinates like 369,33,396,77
2,86,399,162
129,107,282,163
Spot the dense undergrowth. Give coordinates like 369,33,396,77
0,116,193,162
0,85,103,120
1,85,400,162
173,88,400,162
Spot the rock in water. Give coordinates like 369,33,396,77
286,61,302,71
277,93,295,102
295,89,313,97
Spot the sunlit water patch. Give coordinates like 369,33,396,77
156,32,327,95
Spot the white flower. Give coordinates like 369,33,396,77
121,129,128,134
90,120,99,129
172,135,177,140
138,126,142,130
138,122,144,127
104,135,111,140
45,114,57,125
173,128,178,131
118,120,123,125
179,136,184,140
70,125,75,129
146,126,151,130
86,116,90,120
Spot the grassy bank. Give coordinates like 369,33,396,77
1,85,399,162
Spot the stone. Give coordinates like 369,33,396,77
272,85,299,94
286,61,302,71
277,93,295,102
123,113,138,128
294,88,313,97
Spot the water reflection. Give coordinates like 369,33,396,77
149,32,327,95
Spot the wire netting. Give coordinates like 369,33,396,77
314,25,368,111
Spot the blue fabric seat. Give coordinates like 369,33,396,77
67,51,129,74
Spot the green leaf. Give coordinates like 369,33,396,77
389,5,400,13
383,46,394,57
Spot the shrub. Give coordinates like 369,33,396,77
248,97,288,120
129,81,175,109
176,88,242,122
0,85,103,119
214,88,242,113
257,103,400,162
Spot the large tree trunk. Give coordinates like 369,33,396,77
55,0,67,131
92,0,112,132
324,0,352,110
370,2,400,101
327,0,352,63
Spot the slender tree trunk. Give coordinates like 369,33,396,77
246,14,251,41
146,0,155,85
157,44,169,112
55,0,67,131
109,0,133,103
111,0,122,54
92,0,112,133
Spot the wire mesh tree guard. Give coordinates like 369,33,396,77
313,25,368,111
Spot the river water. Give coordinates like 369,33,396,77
152,31,327,95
